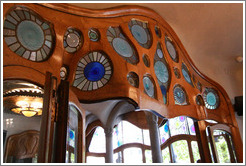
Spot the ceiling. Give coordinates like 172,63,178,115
70,3,244,100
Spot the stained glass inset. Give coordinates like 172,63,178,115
88,28,100,42
64,28,83,53
173,85,188,105
128,19,152,49
182,63,194,87
203,88,220,109
73,52,112,91
127,72,139,88
165,36,178,62
3,6,54,61
143,75,156,98
107,27,138,65
154,42,170,104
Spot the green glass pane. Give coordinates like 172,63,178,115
17,20,44,51
191,141,201,163
214,135,231,163
162,147,171,163
172,140,190,163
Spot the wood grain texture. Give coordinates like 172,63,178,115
4,130,39,161
2,3,242,162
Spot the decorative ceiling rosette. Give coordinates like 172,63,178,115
173,84,189,105
143,74,156,99
3,6,55,62
154,42,170,104
165,36,178,63
128,19,152,49
73,51,113,91
107,26,139,65
63,27,83,53
181,62,194,87
203,88,220,109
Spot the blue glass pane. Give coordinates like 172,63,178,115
69,130,75,139
143,77,154,97
182,68,192,84
84,62,105,82
160,85,166,95
131,25,148,44
207,92,216,106
112,38,133,58
164,124,169,133
17,20,44,51
154,61,169,83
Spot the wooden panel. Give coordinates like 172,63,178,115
4,130,39,161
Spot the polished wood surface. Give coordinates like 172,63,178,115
4,130,39,162
3,3,243,163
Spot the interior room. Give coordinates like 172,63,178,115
2,2,243,164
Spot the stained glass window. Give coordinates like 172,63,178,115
172,140,190,163
145,150,152,163
123,148,143,163
162,147,171,163
89,126,106,153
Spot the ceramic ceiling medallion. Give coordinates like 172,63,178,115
3,6,55,62
128,19,152,49
73,51,113,91
107,26,139,65
154,42,170,104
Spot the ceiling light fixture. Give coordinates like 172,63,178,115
11,101,42,117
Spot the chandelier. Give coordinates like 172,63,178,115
11,101,42,117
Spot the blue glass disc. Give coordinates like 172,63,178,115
112,38,133,58
84,62,105,82
69,130,75,139
206,92,216,106
154,61,169,83
17,20,44,51
131,25,148,44
164,124,169,133
143,76,154,97
182,68,192,84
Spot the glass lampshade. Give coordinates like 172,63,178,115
21,110,38,117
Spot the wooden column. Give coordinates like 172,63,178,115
194,120,212,163
37,72,57,163
54,80,69,162
230,126,243,163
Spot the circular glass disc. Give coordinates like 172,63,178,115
166,40,177,60
143,77,154,97
17,20,44,51
112,38,133,58
131,25,148,44
154,61,169,83
206,92,217,106
84,62,105,82
174,86,186,104
66,33,80,47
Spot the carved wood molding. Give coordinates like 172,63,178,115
4,130,39,161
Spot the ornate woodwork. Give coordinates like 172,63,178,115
3,3,242,163
4,130,39,162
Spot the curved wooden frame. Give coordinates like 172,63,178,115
3,3,242,163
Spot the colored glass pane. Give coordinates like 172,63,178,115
84,62,105,82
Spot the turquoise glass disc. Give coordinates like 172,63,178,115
182,68,192,84
154,61,169,83
131,25,148,44
143,77,154,97
206,92,216,106
17,20,44,51
84,62,105,82
112,38,133,58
